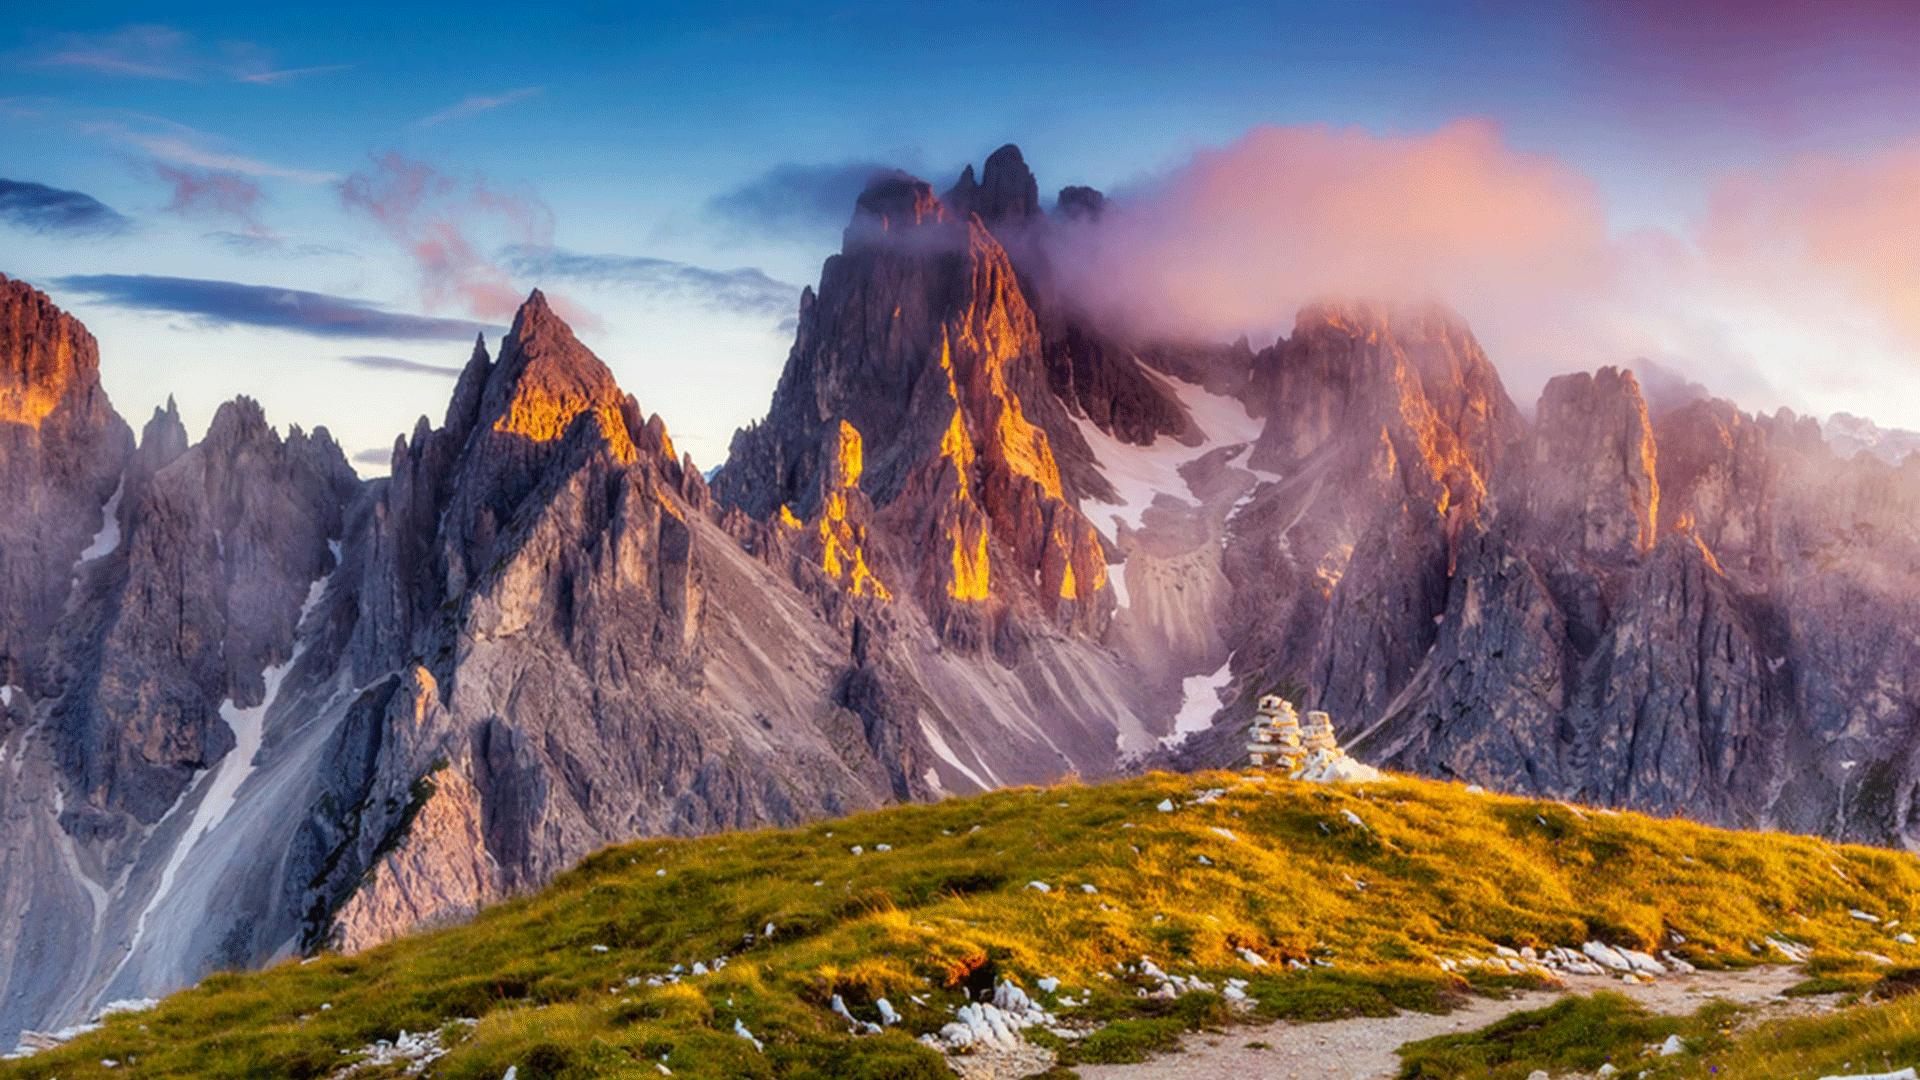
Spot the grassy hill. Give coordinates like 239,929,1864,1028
9,770,1920,1080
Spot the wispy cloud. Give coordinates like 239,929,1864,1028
26,24,348,85
80,117,338,183
237,63,353,85
151,162,265,233
707,160,898,240
0,178,132,235
337,354,463,376
336,151,573,324
31,24,195,80
352,447,395,466
417,87,543,127
501,245,800,320
53,274,499,341
206,231,353,259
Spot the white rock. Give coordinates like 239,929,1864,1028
1237,947,1269,967
1898,933,1917,945
1583,941,1632,972
1080,883,1098,893
850,845,863,856
1659,1033,1686,1056
1814,1070,1917,1080
590,944,609,953
504,1068,518,1080
1341,808,1365,828
877,998,901,1026
1156,799,1175,812
1211,827,1238,841
733,1019,763,1051
656,1064,673,1075
1197,854,1214,866
1853,909,1883,922
1037,976,1060,993
1598,1064,1619,1077
1026,880,1051,893
1620,948,1667,975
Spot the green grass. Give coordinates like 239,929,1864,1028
9,770,1920,1079
1408,970,1920,1080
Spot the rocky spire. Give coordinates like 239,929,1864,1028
946,144,1040,230
477,290,634,459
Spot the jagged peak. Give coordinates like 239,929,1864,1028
204,394,273,445
476,290,637,461
946,144,1041,230
137,394,189,471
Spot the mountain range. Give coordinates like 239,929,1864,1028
2,144,1918,1044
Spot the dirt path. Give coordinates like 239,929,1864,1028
1075,966,1816,1080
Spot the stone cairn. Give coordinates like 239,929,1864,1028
1246,695,1307,773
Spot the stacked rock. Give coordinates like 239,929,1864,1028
1247,696,1307,772
1302,711,1338,757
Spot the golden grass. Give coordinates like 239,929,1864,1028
8,771,1920,1079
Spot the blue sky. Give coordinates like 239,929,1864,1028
8,0,1920,470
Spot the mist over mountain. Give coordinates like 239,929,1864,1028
3,144,1920,1047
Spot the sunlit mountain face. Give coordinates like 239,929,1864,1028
7,0,1920,1054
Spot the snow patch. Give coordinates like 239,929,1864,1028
78,481,124,564
1161,661,1231,749
917,716,995,791
1074,372,1276,551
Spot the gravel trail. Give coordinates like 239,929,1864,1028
1075,966,1816,1080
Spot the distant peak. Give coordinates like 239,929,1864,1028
852,171,944,231
1055,185,1105,222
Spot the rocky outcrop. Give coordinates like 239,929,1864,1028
715,168,1116,650
0,275,133,694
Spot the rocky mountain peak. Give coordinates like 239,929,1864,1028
479,290,634,462
849,172,947,241
0,273,102,428
945,144,1041,229
136,396,189,474
1055,185,1105,222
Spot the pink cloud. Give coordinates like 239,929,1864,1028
152,162,266,233
1047,120,1920,428
1698,141,1920,348
336,152,595,330
1054,119,1609,342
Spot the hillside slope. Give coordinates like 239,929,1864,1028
7,769,1920,1079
